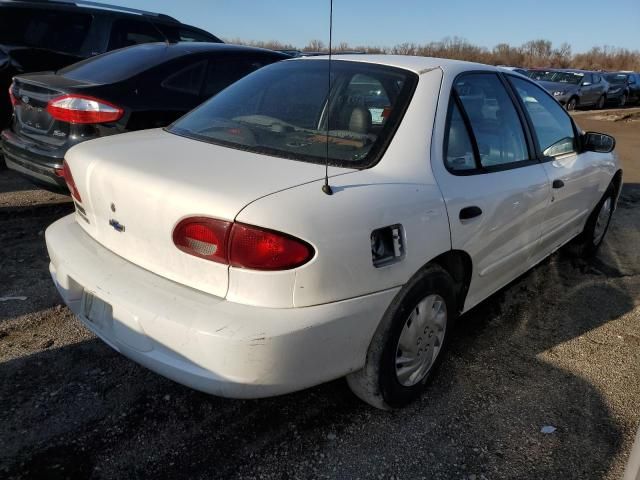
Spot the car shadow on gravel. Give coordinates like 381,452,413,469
0,187,638,479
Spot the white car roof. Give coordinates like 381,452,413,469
294,54,500,75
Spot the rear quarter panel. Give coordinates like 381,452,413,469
232,69,452,308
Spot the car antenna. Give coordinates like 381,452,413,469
322,0,334,196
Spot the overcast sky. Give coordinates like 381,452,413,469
113,0,639,53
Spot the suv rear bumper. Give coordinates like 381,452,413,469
1,129,66,189
46,214,397,398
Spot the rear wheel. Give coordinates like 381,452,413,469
566,97,578,111
346,265,457,409
619,93,628,107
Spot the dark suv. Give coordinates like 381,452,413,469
0,0,221,134
604,72,640,106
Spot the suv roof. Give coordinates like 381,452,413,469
0,0,180,22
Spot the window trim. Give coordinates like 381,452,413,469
443,71,539,176
503,73,581,162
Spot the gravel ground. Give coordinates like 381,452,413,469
0,110,639,479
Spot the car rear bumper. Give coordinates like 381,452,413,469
1,129,66,189
46,214,397,398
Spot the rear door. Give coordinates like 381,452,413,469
507,75,601,255
433,72,550,308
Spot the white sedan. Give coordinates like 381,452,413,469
46,55,621,409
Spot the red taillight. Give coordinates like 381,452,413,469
8,83,18,106
62,162,82,202
172,218,314,270
229,223,313,270
173,217,232,264
47,94,124,124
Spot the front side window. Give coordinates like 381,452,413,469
508,76,576,157
169,60,417,168
453,73,529,168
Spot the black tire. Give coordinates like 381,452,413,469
570,184,616,258
566,97,578,111
596,95,606,110
619,93,628,108
346,264,457,409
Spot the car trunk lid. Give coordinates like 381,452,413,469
11,73,96,146
65,128,351,298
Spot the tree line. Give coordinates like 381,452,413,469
225,37,640,71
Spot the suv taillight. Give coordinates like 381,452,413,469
173,218,314,270
47,94,124,124
8,83,18,106
62,162,82,202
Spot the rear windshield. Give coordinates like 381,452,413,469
0,7,92,55
168,60,417,168
59,43,182,83
528,71,583,84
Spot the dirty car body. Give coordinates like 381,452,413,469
45,55,622,408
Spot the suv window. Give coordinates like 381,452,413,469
453,73,529,168
582,73,593,84
108,19,165,50
157,24,219,43
593,73,601,83
0,7,92,55
202,57,266,97
444,101,476,171
509,76,576,157
162,60,207,95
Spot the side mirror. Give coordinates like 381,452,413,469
583,132,615,153
581,81,592,86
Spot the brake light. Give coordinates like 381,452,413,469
47,94,123,124
173,217,232,264
8,83,18,106
62,162,82,202
229,223,313,270
172,218,314,270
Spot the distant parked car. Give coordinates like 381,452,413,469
0,0,222,135
46,56,621,409
1,43,287,191
529,69,608,110
604,72,640,106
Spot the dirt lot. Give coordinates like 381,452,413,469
1,109,639,479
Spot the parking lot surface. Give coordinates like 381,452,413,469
1,109,639,479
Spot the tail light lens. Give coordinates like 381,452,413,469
62,162,82,202
173,218,314,270
47,94,124,124
173,217,232,264
8,83,18,106
229,223,313,270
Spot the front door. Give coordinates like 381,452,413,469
432,72,550,310
507,75,601,256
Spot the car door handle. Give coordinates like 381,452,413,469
552,179,565,189
459,206,482,220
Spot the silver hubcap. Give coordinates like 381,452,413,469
395,294,447,387
593,197,612,244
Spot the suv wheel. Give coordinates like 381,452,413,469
566,97,578,111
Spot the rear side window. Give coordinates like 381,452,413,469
108,19,165,50
444,102,476,171
0,7,92,55
508,76,576,157
452,73,529,168
203,57,266,97
162,61,207,95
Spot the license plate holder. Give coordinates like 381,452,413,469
81,291,112,330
